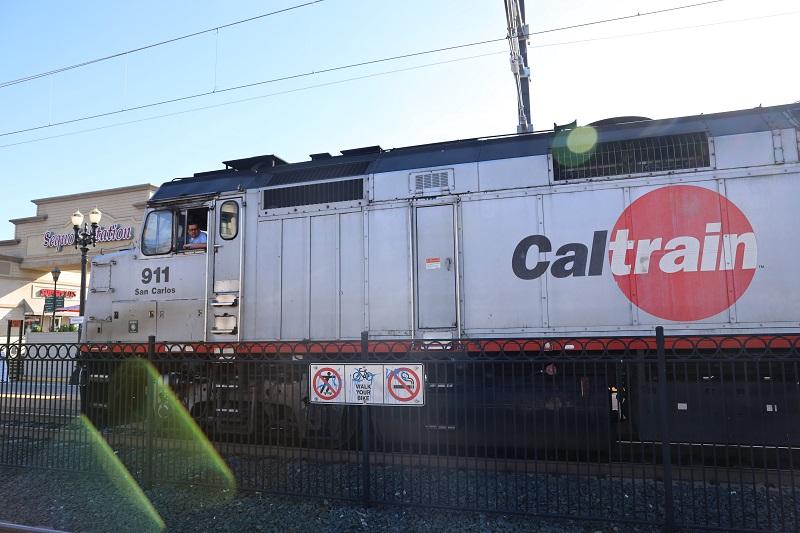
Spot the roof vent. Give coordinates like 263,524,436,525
340,146,382,157
310,152,333,161
222,155,288,172
554,119,577,132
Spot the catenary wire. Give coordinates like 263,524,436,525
3,7,795,151
0,0,734,139
0,0,722,91
530,9,800,49
0,51,510,149
0,0,326,89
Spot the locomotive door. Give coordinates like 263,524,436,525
415,204,458,330
207,197,243,341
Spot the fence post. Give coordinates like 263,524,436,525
360,331,371,507
144,335,156,489
656,326,674,533
4,321,10,380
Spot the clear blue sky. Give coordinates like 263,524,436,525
1,0,797,240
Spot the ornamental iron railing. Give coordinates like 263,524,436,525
1,329,799,532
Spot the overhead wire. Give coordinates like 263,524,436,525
0,0,733,139
0,50,509,149
0,0,723,92
0,0,326,89
529,9,800,50
3,6,795,150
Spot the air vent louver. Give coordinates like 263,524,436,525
263,178,364,210
411,169,453,194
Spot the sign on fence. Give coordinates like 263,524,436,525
309,363,425,406
310,365,344,402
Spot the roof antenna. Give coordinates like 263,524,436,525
505,0,533,133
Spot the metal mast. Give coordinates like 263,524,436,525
504,0,532,133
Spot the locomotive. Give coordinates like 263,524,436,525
82,102,800,446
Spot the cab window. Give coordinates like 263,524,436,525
181,208,208,251
142,210,174,255
219,201,238,240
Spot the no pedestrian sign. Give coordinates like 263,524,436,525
309,363,424,406
311,366,344,402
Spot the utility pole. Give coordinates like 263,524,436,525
505,0,533,133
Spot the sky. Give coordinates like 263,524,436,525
0,0,798,240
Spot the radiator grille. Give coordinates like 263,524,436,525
269,161,371,186
263,179,364,209
553,132,710,181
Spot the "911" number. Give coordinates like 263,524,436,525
141,266,170,284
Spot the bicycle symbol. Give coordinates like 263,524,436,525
352,367,375,383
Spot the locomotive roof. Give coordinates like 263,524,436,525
149,102,800,204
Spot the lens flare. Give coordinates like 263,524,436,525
73,415,166,532
119,358,236,492
552,125,598,168
566,126,598,154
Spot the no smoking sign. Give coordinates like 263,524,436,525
384,365,423,405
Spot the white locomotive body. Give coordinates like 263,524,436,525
84,103,800,343
79,103,800,447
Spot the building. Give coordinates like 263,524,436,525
0,184,157,336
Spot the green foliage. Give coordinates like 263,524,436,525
57,324,78,332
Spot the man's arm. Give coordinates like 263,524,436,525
185,232,208,249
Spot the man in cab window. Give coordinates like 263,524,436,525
185,223,207,250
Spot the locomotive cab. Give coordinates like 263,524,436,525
84,193,244,344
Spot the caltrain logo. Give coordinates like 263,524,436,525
512,185,757,321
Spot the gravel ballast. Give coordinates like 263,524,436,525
0,466,660,533
1,430,797,532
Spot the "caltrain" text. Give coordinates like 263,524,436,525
512,223,757,280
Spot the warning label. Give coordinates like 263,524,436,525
425,257,441,270
309,363,424,406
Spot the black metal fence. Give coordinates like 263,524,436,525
2,329,799,532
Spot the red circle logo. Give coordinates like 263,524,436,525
609,185,757,321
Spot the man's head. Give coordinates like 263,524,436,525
187,224,199,238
